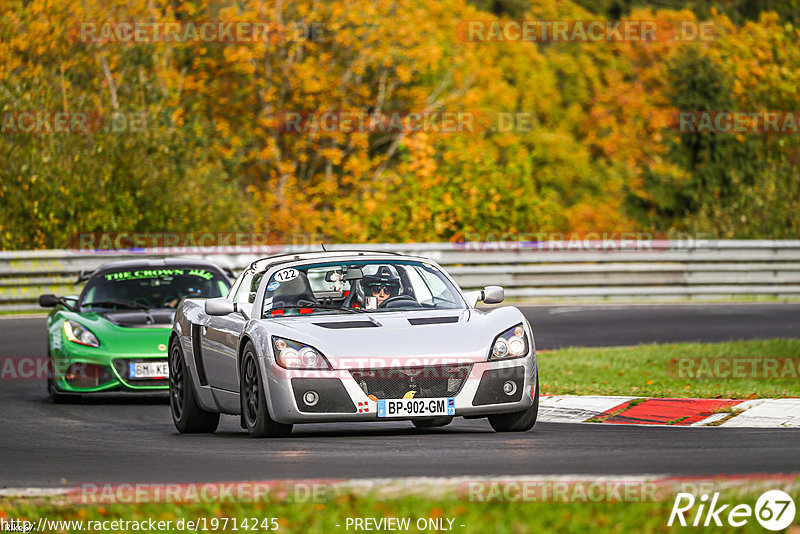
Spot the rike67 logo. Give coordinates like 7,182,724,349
669,490,796,530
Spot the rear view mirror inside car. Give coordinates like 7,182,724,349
343,268,363,281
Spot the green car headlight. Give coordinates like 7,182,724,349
489,323,528,360
272,337,331,370
64,320,100,348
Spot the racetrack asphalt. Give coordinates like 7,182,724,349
2,303,799,487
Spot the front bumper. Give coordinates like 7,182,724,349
261,356,537,424
51,344,169,393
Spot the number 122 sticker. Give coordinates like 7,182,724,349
273,268,299,282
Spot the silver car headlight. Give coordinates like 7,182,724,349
272,337,332,370
488,323,528,360
63,319,100,347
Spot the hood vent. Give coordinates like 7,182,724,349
100,310,174,328
408,316,459,326
313,321,378,329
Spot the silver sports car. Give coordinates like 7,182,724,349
169,251,539,437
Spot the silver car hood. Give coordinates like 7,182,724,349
256,307,529,367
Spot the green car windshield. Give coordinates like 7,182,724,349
81,268,230,310
262,260,466,317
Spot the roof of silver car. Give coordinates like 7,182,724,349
244,250,426,273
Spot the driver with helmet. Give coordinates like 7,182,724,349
360,266,402,307
165,278,205,308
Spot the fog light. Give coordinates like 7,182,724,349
502,380,517,396
65,363,112,388
303,390,319,406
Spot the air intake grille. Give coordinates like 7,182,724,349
350,364,472,399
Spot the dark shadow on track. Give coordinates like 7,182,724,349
39,394,169,406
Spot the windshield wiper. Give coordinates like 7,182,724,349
267,304,362,315
83,300,150,311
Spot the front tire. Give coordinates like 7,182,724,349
488,375,539,432
240,344,292,438
169,337,219,433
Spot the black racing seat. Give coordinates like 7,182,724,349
270,274,319,308
342,279,365,309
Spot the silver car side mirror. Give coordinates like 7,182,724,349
206,298,237,316
481,286,504,304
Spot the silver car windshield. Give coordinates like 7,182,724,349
261,260,465,317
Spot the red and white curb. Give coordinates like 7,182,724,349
539,396,800,427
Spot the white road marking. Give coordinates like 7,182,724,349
539,395,640,423
719,398,800,427
690,412,731,426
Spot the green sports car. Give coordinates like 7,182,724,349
39,258,231,401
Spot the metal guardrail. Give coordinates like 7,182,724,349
2,240,800,311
